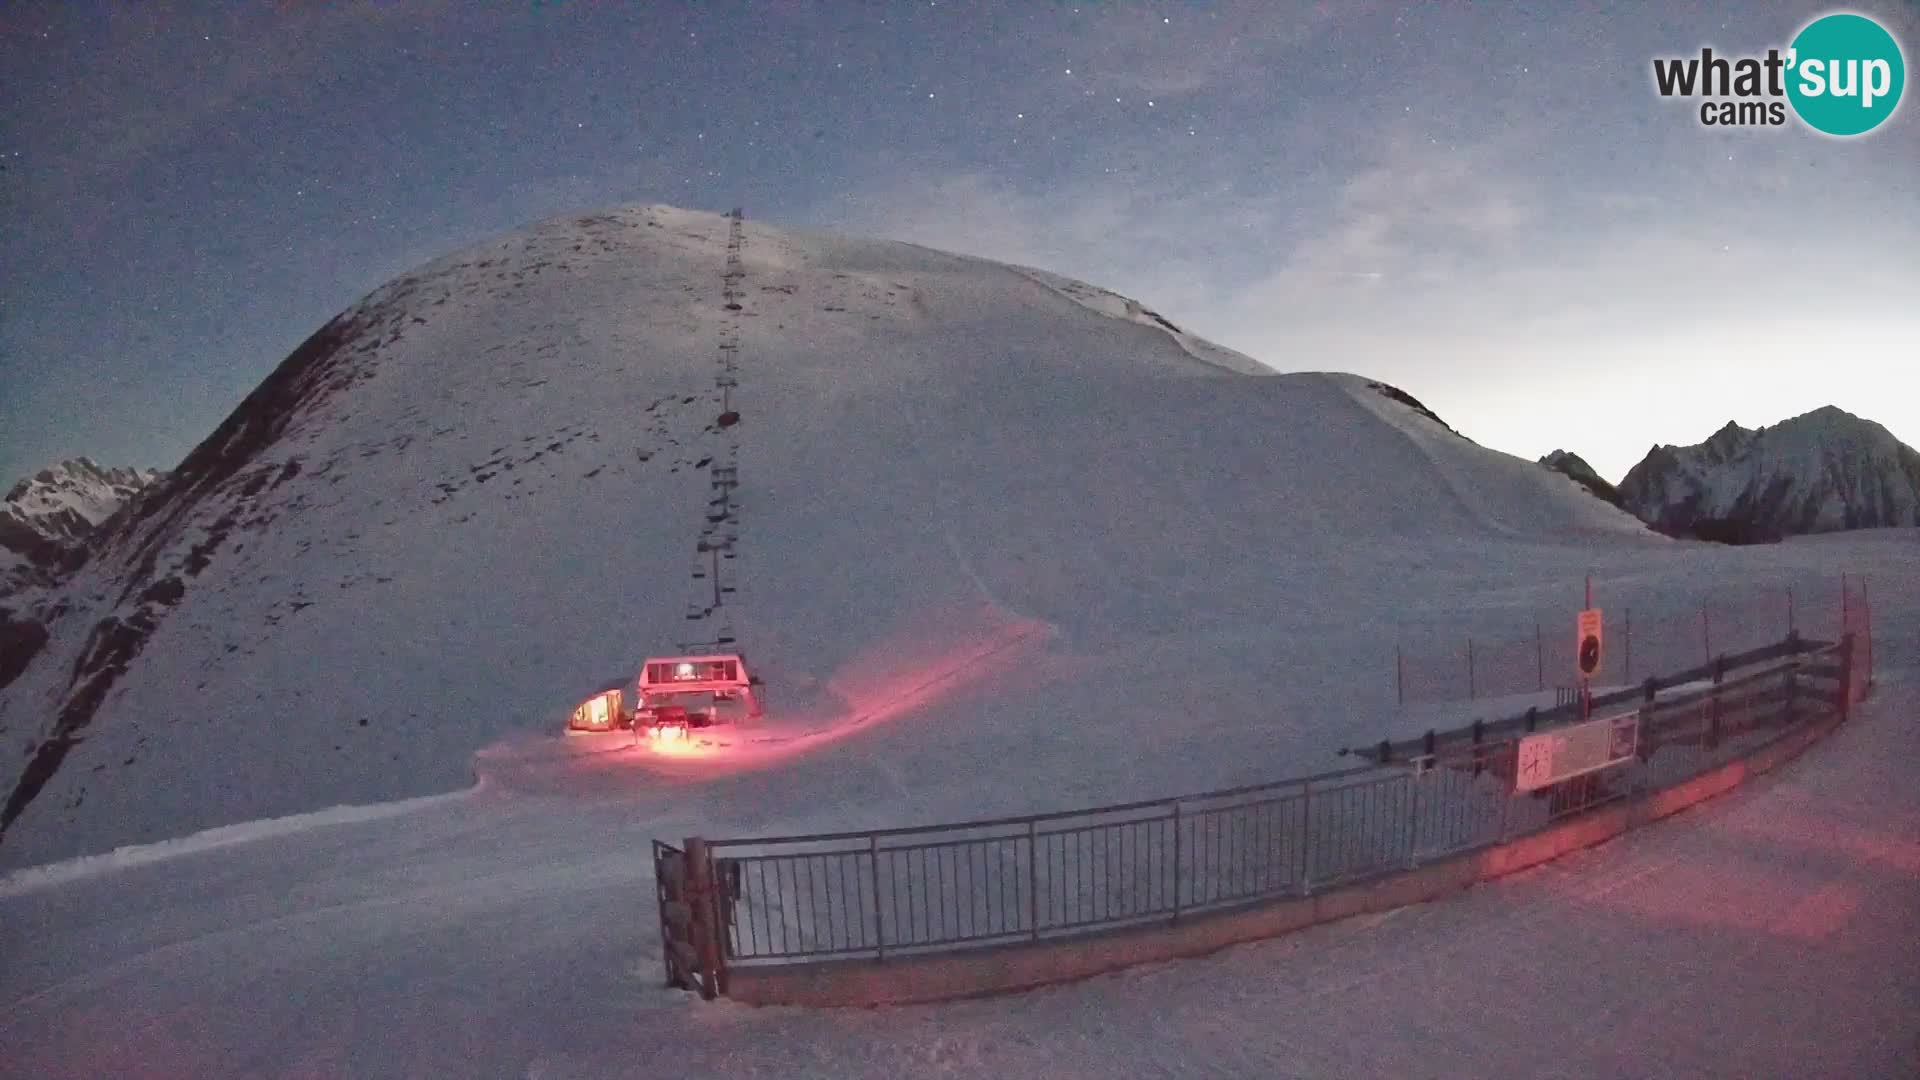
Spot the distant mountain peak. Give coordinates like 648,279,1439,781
1618,405,1920,542
1538,449,1620,506
1698,420,1753,462
1540,448,1595,472
2,458,166,577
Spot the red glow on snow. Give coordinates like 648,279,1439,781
641,602,1052,772
1717,802,1920,878
645,725,718,757
820,605,1052,732
1765,882,1862,941
490,602,1055,791
1571,861,1864,942
1559,796,1905,943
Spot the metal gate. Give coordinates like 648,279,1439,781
654,839,726,999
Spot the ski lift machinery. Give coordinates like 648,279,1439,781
635,654,764,744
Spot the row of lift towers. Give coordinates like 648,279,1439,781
569,209,760,738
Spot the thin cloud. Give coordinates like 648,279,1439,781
1051,4,1366,101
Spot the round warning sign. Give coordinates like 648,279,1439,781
1577,608,1604,679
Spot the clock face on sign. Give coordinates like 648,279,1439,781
1580,634,1601,676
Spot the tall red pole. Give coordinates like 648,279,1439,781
1841,572,1850,638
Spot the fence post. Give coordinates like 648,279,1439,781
1839,632,1854,716
870,834,885,960
1701,606,1712,664
1297,782,1313,895
1636,689,1657,794
1027,819,1039,940
1467,637,1476,699
1851,631,1864,710
1535,621,1545,691
1709,654,1723,755
1784,658,1799,725
654,842,685,989
684,836,723,1000
1497,744,1514,843
1861,576,1873,690
1407,769,1421,869
1171,802,1184,921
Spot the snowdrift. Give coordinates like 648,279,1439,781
0,205,1653,869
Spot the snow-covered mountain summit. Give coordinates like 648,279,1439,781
0,204,1650,868
1618,406,1920,542
1,458,164,574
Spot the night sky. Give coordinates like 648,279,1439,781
4,2,1916,485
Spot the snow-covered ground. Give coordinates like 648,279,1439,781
1,529,1913,1079
2,208,1915,1075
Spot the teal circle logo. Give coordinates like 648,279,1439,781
1786,13,1905,135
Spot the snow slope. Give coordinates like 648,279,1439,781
1619,408,1920,540
4,204,1651,869
0,532,1911,1079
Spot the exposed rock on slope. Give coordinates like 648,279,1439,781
1539,450,1621,506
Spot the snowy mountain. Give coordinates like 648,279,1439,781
1539,449,1620,506
0,204,1653,869
1,458,164,576
1,459,165,694
1618,408,1920,543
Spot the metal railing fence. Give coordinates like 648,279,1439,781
1395,574,1863,707
677,632,1856,974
